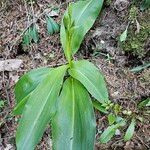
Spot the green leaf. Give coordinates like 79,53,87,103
146,100,150,106
0,100,4,108
108,113,116,125
138,98,150,108
116,116,126,125
99,124,119,143
100,118,126,143
15,67,51,104
22,25,39,45
22,28,31,45
124,118,136,141
130,63,150,73
30,24,39,43
16,65,67,150
116,118,126,127
13,95,30,115
92,100,108,114
140,0,150,11
46,16,60,35
52,78,96,150
61,0,103,60
69,60,109,104
120,28,128,42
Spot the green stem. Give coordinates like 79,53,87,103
66,31,72,68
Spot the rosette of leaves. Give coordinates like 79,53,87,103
14,0,108,150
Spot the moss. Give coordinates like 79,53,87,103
121,6,150,58
129,6,138,21
105,0,112,6
141,69,150,83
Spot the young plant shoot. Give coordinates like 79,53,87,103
14,0,109,149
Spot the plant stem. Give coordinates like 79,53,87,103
66,30,72,67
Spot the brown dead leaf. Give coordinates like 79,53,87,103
0,59,23,72
135,19,141,34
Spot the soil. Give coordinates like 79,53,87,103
0,0,150,150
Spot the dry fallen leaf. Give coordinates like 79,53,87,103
0,59,23,72
135,19,140,34
4,144,14,150
49,10,59,17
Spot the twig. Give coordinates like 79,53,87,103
4,80,10,106
30,0,35,22
135,133,150,149
24,0,30,25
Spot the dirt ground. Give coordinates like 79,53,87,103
0,0,150,150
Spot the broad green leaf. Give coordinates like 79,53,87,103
15,67,51,104
71,0,104,55
124,118,136,141
14,67,52,115
52,78,96,150
31,24,39,43
46,16,60,35
69,60,109,103
100,124,119,143
108,113,116,125
16,65,67,150
92,100,108,114
13,95,30,115
120,28,128,42
61,0,103,60
140,0,150,10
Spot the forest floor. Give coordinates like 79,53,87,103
0,0,150,149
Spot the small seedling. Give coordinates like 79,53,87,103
22,0,60,47
98,101,137,143
100,118,126,143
